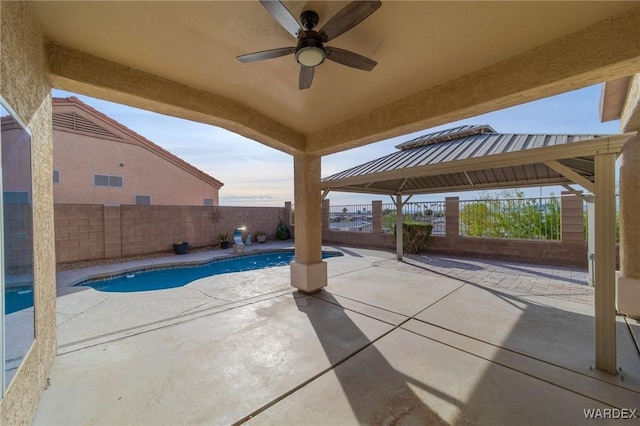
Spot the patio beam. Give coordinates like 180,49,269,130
561,185,584,197
594,152,617,374
46,43,305,155
544,160,595,193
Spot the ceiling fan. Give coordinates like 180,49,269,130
237,0,381,90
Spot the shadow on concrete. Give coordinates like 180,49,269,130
326,245,364,258
401,258,640,391
408,255,485,271
495,261,588,286
408,253,589,286
294,291,451,424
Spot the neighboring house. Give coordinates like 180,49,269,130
52,97,223,206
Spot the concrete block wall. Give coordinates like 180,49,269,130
323,227,395,250
560,190,586,242
3,204,34,270
54,204,287,264
54,204,105,263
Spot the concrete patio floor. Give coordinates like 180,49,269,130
34,244,639,425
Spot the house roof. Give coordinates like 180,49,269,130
52,97,223,189
321,125,634,195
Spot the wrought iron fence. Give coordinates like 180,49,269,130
329,203,374,232
459,196,561,240
381,201,446,235
582,195,620,242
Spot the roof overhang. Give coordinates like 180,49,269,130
321,133,636,196
600,77,632,122
32,2,640,156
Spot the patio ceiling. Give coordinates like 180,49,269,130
32,1,640,156
321,125,635,195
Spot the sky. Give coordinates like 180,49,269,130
52,84,621,207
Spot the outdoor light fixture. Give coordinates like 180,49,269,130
295,39,326,67
233,227,246,254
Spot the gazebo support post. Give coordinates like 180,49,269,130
594,152,617,374
396,194,403,261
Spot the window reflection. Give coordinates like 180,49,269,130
1,102,35,392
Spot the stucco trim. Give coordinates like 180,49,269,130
46,43,306,155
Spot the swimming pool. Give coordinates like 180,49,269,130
5,287,34,314
80,250,342,293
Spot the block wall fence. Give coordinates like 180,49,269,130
54,194,615,268
54,204,288,264
320,192,614,268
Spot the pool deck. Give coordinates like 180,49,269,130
35,244,639,425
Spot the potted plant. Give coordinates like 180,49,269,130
173,241,189,255
218,232,231,249
276,220,289,240
256,231,266,243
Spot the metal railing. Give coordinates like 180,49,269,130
381,201,446,235
459,196,561,240
329,203,373,232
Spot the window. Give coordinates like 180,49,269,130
53,170,60,184
135,195,151,205
94,174,123,187
1,99,35,395
203,198,214,206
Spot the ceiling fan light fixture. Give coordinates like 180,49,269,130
296,46,326,67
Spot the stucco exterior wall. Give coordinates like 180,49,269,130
0,2,57,425
53,130,220,206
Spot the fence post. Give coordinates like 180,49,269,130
445,197,459,238
284,201,292,226
372,200,382,233
561,191,584,242
322,199,330,233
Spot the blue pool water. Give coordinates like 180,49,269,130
5,287,34,314
81,250,342,293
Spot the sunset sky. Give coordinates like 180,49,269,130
53,84,620,207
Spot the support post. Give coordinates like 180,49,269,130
584,195,595,286
290,153,327,293
396,194,403,261
594,153,617,374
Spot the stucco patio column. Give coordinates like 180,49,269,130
290,153,327,293
618,135,640,319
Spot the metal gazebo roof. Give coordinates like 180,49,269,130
321,125,633,195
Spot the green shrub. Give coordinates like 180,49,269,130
276,220,289,240
400,222,433,254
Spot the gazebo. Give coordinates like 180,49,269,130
322,124,635,374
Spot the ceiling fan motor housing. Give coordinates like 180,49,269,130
300,10,319,30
